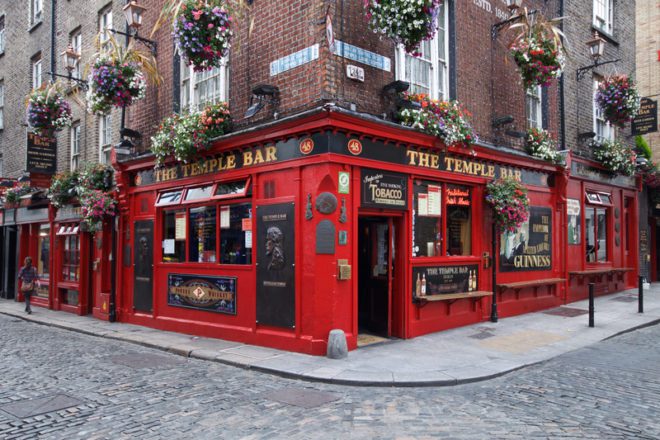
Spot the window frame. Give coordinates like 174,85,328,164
99,7,113,46
180,58,229,112
32,56,42,89
70,30,83,80
31,0,43,25
585,205,610,264
70,123,81,171
593,0,613,35
593,79,614,143
526,85,543,130
99,114,112,164
0,15,5,55
395,1,450,101
0,80,4,130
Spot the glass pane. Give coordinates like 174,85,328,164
445,185,472,256
597,208,608,262
184,186,214,201
38,224,49,277
585,208,596,262
413,180,442,257
156,191,183,206
162,210,186,262
189,206,216,263
215,181,248,197
220,203,252,264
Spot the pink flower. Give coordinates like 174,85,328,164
207,23,214,29
192,9,203,20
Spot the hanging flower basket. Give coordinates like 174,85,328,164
151,102,232,166
174,0,233,71
525,128,564,165
638,161,660,188
48,171,79,208
363,0,442,55
79,163,114,192
595,75,640,127
26,83,73,137
507,10,565,88
79,189,117,232
593,139,636,176
397,94,477,147
4,184,32,206
485,177,530,234
86,56,147,114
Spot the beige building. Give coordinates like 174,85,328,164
636,0,660,158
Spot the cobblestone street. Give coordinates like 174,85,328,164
1,314,659,439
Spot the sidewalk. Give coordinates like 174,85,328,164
2,286,659,387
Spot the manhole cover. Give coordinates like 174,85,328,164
611,296,637,303
262,388,340,409
469,331,495,340
109,352,184,369
542,307,589,317
0,394,83,418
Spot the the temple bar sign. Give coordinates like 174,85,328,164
26,133,57,175
633,98,658,135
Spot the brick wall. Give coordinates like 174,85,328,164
636,0,660,160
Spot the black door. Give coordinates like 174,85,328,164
2,227,17,299
358,217,390,336
133,220,154,312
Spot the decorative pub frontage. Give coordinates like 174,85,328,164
104,107,639,355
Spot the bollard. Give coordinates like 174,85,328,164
588,282,595,328
638,276,644,314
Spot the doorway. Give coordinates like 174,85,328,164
357,216,402,344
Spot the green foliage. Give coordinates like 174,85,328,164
635,135,652,160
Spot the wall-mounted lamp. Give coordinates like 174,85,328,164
506,0,523,13
382,81,421,120
245,85,280,119
492,115,515,127
109,0,157,55
578,131,596,140
576,31,618,81
47,44,88,90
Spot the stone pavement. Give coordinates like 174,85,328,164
1,285,658,387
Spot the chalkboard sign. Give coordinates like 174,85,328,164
500,206,552,272
412,264,479,298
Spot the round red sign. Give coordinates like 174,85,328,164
347,139,363,155
299,138,314,155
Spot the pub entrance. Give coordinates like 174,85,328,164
357,215,403,344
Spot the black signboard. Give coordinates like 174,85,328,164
571,161,636,188
26,133,57,175
412,264,479,298
632,98,658,135
168,273,237,314
361,169,408,210
500,206,552,272
256,202,296,328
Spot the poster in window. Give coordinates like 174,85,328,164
256,203,295,328
567,199,581,245
168,274,236,315
427,184,441,216
175,212,186,239
412,264,479,299
500,206,552,272
220,206,230,229
418,193,429,216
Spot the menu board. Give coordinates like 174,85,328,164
175,212,186,240
412,264,479,298
500,206,552,272
567,198,581,245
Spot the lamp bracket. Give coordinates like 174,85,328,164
491,9,538,40
47,72,88,91
576,59,619,81
110,29,158,55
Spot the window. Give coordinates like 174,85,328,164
184,185,214,202
37,224,50,298
396,1,449,100
32,56,42,89
99,114,112,163
413,180,472,257
70,31,82,80
220,203,252,264
594,79,614,143
0,15,5,54
526,85,543,129
31,0,43,25
162,210,187,263
70,124,81,170
62,233,80,282
189,206,216,263
0,81,4,130
585,207,608,263
593,0,613,35
157,190,183,206
180,59,228,111
99,8,113,45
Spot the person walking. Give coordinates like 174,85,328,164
18,257,39,314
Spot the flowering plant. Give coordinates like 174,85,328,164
593,139,636,176
151,102,232,166
508,9,565,88
79,163,114,192
48,171,79,208
485,177,530,234
363,0,442,55
397,94,477,147
595,75,640,127
638,161,660,188
26,83,73,137
174,0,232,71
87,56,146,114
525,128,564,165
5,184,32,205
79,189,117,231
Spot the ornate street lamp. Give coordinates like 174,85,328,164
506,0,524,13
61,44,80,74
586,31,606,63
123,0,147,31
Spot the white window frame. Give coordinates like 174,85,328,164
99,8,113,45
395,1,449,101
593,0,613,35
32,57,42,89
0,15,5,54
0,81,4,130
71,31,82,80
526,85,543,129
593,79,614,143
31,0,43,25
99,114,112,164
180,58,229,112
71,124,81,171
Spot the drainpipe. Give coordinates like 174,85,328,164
50,0,56,82
559,0,566,150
